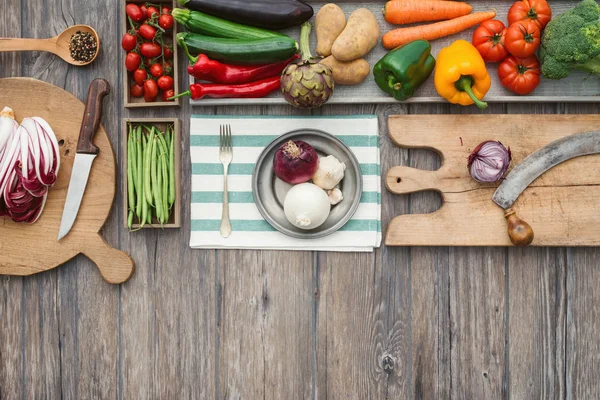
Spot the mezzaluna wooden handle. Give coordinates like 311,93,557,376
77,78,110,154
504,208,534,247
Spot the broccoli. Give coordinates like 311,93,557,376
539,0,600,80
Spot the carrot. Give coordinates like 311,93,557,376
382,10,497,50
384,0,473,25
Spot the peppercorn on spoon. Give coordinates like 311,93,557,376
0,25,100,66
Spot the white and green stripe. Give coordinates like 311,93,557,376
189,115,381,252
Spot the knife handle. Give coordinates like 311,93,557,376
505,208,534,247
77,78,110,155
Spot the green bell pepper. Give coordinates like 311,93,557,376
373,40,436,101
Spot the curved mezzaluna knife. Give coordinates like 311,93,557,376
57,79,110,240
492,131,600,247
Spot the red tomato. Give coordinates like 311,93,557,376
146,6,159,18
140,42,161,58
162,61,172,74
121,33,137,52
139,24,156,40
162,89,175,101
508,0,552,30
149,63,163,78
505,21,540,58
472,20,508,63
133,68,147,84
157,75,174,90
125,4,144,22
498,55,540,95
158,14,174,30
161,6,171,14
139,5,148,20
131,83,144,98
144,79,159,102
125,52,141,72
163,46,173,59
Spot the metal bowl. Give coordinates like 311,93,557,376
252,129,363,239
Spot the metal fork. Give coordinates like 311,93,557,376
219,124,233,238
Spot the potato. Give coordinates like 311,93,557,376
331,8,380,62
320,56,370,85
315,4,346,57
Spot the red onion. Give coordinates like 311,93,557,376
273,140,319,184
468,140,512,183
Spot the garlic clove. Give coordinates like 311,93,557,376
312,155,346,190
327,188,343,205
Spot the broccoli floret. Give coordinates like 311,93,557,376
540,0,600,79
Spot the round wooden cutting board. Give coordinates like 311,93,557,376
0,78,134,284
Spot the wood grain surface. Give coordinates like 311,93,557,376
1,1,600,399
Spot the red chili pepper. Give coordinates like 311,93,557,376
187,54,299,84
170,76,281,100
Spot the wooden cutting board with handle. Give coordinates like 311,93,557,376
386,114,600,247
0,78,134,283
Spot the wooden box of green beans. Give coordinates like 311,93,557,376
123,118,181,229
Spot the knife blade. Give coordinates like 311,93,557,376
492,131,600,246
57,79,110,240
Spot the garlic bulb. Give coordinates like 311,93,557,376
284,183,330,229
327,188,343,205
312,155,346,190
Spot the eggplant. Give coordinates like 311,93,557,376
177,0,314,30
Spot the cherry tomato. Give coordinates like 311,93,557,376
149,63,163,78
131,83,144,98
139,5,148,20
498,55,540,95
505,20,540,58
162,89,175,101
162,61,172,74
163,46,173,59
472,20,508,63
144,79,159,101
121,33,137,52
161,6,171,14
159,14,174,30
139,24,157,40
133,68,147,84
146,6,159,18
125,3,144,22
157,75,174,91
125,52,141,72
508,0,552,30
140,42,162,58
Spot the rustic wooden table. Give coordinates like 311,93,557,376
2,2,600,399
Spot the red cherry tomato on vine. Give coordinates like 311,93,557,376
508,0,552,30
125,4,144,22
139,5,148,21
505,20,541,58
146,6,159,18
131,83,144,98
139,24,157,40
163,46,173,59
159,14,174,29
133,68,147,84
140,42,162,58
161,6,171,14
472,20,508,63
121,33,137,52
149,63,163,78
498,55,540,95
157,75,174,91
144,79,159,102
125,52,141,72
162,89,175,101
162,61,172,74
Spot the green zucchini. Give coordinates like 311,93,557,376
172,8,284,40
177,32,298,65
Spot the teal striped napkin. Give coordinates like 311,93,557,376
190,115,381,252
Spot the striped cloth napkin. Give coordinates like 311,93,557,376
189,115,381,252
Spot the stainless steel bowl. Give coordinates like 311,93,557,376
252,129,363,239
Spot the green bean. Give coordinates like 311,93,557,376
157,135,169,223
144,128,154,207
139,132,147,228
130,128,137,196
168,127,175,209
128,209,134,230
151,136,163,224
127,131,135,213
135,126,143,219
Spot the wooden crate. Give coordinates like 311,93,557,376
122,118,181,229
121,0,180,108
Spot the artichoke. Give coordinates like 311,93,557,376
281,22,334,108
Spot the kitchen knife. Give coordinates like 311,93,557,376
57,78,110,240
492,131,600,247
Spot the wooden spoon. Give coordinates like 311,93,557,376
0,25,100,66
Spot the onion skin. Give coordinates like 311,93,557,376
467,140,512,183
273,140,319,184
